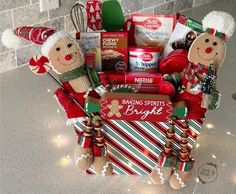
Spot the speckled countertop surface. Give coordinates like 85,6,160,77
1,0,236,193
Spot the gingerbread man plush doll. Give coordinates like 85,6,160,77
178,11,235,119
150,11,235,190
2,26,104,124
1,26,112,175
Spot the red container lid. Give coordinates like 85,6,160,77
129,46,161,52
159,49,189,74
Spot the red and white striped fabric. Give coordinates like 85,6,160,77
74,119,203,175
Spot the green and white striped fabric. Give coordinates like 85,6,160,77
74,118,204,175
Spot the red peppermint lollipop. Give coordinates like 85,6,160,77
29,55,51,75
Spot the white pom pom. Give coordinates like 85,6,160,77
1,29,22,49
202,11,235,39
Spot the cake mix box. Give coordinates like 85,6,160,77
101,32,128,71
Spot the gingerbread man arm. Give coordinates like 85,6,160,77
54,88,86,119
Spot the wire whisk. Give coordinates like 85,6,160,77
70,1,87,32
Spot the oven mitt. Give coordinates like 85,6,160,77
102,0,125,31
86,0,102,31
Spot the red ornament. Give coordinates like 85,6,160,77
157,81,175,96
29,55,51,75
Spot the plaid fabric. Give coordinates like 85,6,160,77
183,63,209,89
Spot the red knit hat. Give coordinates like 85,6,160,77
2,26,69,56
1,26,72,75
14,26,56,44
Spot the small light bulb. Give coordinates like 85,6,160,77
196,143,200,149
196,178,199,182
59,155,72,167
147,180,152,184
212,154,216,159
127,189,130,192
56,109,60,114
226,131,231,135
206,123,214,129
232,174,236,184
47,89,51,92
52,134,68,148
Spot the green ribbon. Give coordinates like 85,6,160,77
87,66,101,88
206,28,226,40
58,64,101,88
208,91,220,110
58,65,87,83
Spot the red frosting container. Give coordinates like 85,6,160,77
129,47,161,72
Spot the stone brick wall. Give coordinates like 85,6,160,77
0,0,214,73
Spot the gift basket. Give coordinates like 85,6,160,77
2,0,235,190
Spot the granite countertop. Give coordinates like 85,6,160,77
1,0,236,193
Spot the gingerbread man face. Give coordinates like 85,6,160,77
48,36,84,74
188,33,225,69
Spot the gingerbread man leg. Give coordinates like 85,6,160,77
150,121,176,185
92,116,113,176
169,121,194,189
74,118,94,170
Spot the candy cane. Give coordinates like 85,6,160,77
28,55,91,117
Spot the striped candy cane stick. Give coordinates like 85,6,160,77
92,115,113,176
